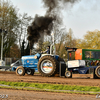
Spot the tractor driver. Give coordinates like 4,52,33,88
41,46,50,54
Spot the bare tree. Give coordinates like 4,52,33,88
17,13,33,49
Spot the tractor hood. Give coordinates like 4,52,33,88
22,53,41,60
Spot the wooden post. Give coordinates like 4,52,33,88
30,49,31,55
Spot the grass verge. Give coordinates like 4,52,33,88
0,81,100,94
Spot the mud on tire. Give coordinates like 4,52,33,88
16,66,25,76
38,55,58,77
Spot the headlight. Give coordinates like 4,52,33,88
34,55,37,59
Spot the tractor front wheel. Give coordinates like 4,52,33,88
16,66,25,76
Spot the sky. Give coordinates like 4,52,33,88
11,0,100,39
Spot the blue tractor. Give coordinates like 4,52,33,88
11,45,64,77
11,46,100,78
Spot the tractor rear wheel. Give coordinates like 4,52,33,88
65,71,72,78
16,66,25,76
95,66,100,78
38,55,58,77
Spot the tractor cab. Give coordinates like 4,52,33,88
65,47,77,61
65,47,85,69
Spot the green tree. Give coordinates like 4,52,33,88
76,30,100,49
0,0,19,57
10,44,21,58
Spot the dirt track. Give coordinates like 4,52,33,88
0,71,100,100
0,89,97,100
0,71,100,86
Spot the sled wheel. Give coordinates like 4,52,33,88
95,66,100,78
65,71,72,78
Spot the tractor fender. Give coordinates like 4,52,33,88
40,54,59,60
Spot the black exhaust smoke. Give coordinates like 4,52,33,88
27,15,54,49
27,0,79,49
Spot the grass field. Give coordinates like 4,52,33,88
0,81,100,94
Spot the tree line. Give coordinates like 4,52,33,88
38,29,100,60
0,0,33,58
0,0,99,60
